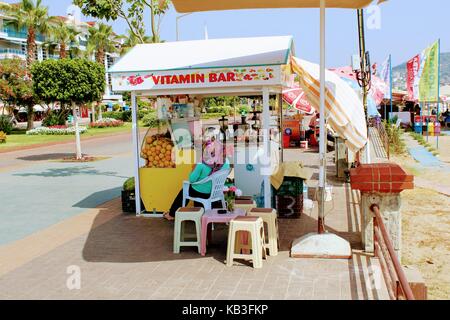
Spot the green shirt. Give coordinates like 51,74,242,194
189,159,230,194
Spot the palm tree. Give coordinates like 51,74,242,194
48,19,80,59
87,22,117,66
118,29,153,56
1,0,51,69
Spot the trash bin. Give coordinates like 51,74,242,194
434,122,441,136
273,177,303,219
283,134,291,148
414,122,422,133
427,122,434,136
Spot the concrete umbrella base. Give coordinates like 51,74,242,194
290,232,352,259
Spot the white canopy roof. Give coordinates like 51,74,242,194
108,36,294,74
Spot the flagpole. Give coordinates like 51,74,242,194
437,39,441,149
389,54,393,120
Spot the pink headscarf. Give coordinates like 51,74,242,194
202,139,225,174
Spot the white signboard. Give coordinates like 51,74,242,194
111,65,285,92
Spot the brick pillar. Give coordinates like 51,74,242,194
350,164,414,259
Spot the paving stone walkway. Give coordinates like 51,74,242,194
0,149,389,300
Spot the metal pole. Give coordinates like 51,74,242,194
278,93,284,163
176,13,193,41
318,0,326,234
262,87,271,208
389,54,393,119
437,39,441,149
357,8,371,164
131,92,142,215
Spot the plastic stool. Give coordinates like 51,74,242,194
234,198,257,214
173,207,204,254
226,216,266,269
248,208,279,256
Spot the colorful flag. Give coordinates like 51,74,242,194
406,41,440,102
419,41,439,102
407,54,421,101
379,56,391,97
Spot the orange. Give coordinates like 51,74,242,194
159,153,165,159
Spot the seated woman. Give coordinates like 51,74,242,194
163,140,230,220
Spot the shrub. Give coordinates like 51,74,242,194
26,126,88,135
0,115,13,134
0,131,6,143
102,111,123,121
206,105,233,115
141,112,161,128
42,111,68,127
101,111,132,122
89,118,124,128
384,121,405,154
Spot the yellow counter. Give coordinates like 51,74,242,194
139,148,196,213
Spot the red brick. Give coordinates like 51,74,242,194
350,164,414,194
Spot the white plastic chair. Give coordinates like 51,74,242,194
182,168,231,210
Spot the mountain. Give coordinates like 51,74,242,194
392,52,450,91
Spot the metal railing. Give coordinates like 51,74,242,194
369,118,390,160
377,121,390,160
0,48,25,58
3,27,45,42
370,204,415,300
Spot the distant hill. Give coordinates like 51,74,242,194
392,52,450,90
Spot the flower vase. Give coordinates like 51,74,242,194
226,198,235,212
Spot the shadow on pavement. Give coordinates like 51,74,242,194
13,166,128,179
81,201,362,264
73,187,122,209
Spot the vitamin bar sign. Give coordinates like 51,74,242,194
111,65,282,91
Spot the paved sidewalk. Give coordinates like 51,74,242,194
0,149,389,300
0,132,135,245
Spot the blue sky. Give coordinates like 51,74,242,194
4,0,449,67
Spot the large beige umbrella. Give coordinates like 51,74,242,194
168,0,374,12
166,0,388,259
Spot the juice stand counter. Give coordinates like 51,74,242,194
138,120,199,213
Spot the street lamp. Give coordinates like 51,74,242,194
176,13,193,41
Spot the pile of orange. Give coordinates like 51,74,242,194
141,134,176,168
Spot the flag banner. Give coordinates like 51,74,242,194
407,41,440,102
419,41,439,102
379,56,391,96
407,54,421,101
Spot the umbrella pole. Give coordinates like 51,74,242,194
290,0,351,259
317,0,327,235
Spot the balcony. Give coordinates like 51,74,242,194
0,48,26,59
2,27,45,42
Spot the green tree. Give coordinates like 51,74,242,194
118,29,152,55
0,59,39,130
32,59,105,159
47,18,81,59
87,22,117,65
0,0,51,68
73,0,170,44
